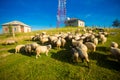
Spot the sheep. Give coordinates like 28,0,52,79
110,47,120,62
56,37,62,49
70,46,79,62
70,45,89,64
72,39,83,47
85,42,96,52
101,36,107,44
31,43,39,51
99,33,105,39
77,43,88,52
4,39,17,45
48,36,58,44
25,44,32,55
61,38,66,47
39,36,49,44
15,45,25,53
75,44,89,67
41,32,46,35
110,42,118,48
35,44,52,59
92,38,98,45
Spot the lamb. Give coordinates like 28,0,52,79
110,47,120,62
85,42,96,52
35,45,52,59
110,42,118,48
15,45,25,53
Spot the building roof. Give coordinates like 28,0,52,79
65,18,84,23
2,20,31,28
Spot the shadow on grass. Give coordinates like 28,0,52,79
51,48,89,68
8,48,36,57
8,49,15,54
51,49,72,63
96,46,110,52
89,51,120,71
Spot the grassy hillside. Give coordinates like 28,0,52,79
0,27,120,80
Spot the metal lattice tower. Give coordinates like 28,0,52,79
57,0,66,28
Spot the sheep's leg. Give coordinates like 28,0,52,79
38,54,41,57
87,61,90,68
75,57,78,63
36,55,38,59
36,52,41,59
85,57,90,68
94,48,96,52
15,49,17,54
46,51,48,56
81,58,84,63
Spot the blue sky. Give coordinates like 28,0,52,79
0,0,120,32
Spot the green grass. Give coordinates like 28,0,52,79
0,27,120,80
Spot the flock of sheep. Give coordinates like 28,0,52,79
3,28,120,67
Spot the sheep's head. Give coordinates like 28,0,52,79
47,44,52,50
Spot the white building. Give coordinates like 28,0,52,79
65,18,85,27
2,21,31,33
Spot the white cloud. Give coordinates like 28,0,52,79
84,14,91,18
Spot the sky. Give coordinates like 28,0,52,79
0,0,120,33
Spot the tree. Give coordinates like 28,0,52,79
112,19,120,28
8,24,15,38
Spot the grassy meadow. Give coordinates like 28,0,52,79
0,27,120,80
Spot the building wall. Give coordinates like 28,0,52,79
23,26,31,33
2,26,9,33
65,21,77,26
2,25,31,33
65,20,85,27
78,20,85,27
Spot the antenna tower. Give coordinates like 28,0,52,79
57,0,66,28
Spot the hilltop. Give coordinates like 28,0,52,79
0,27,120,80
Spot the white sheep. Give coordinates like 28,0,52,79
85,42,96,52
56,37,62,49
93,38,98,45
48,36,58,43
15,45,25,53
31,43,39,51
71,46,79,62
76,44,89,67
101,36,107,44
72,39,83,47
35,45,52,59
110,42,118,48
110,47,120,62
39,36,49,44
61,38,66,47
4,39,17,45
25,44,32,55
